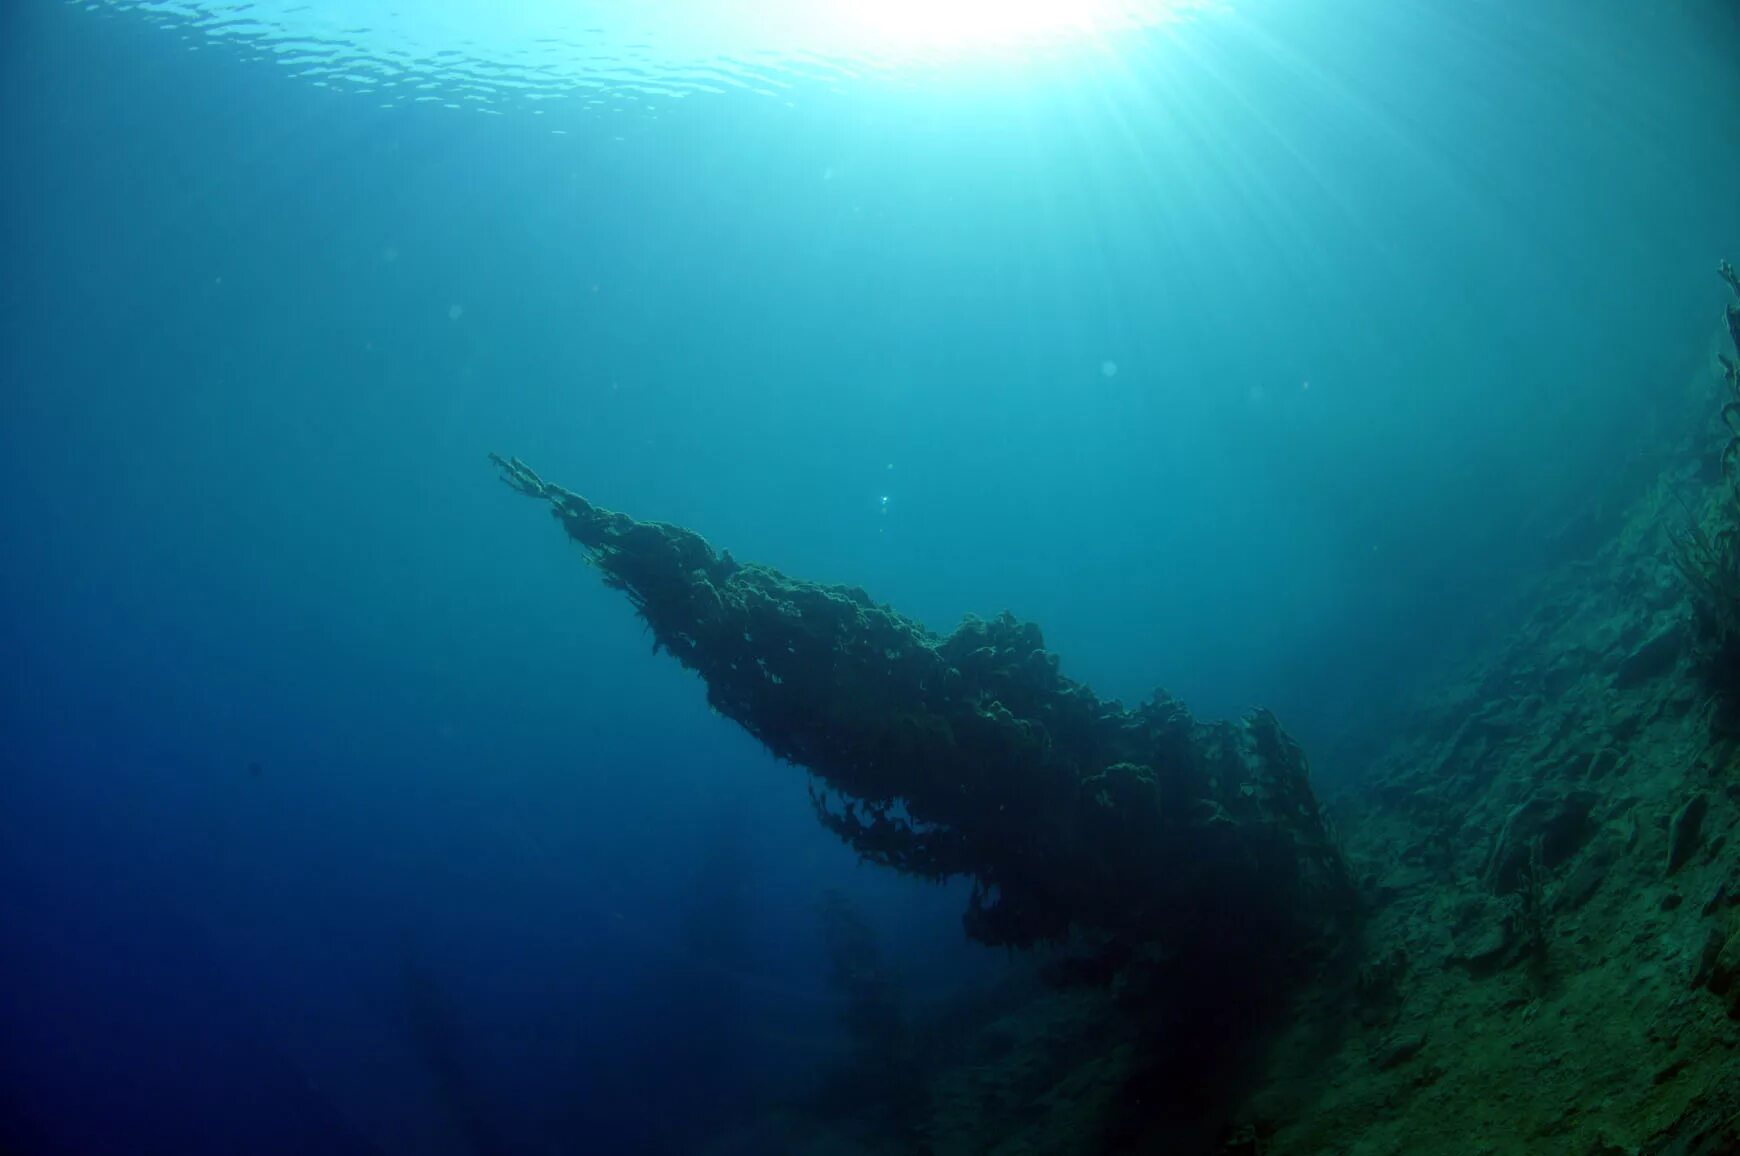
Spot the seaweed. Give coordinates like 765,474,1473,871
488,454,1358,1063
1670,262,1740,685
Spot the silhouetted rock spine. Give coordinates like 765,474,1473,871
490,453,1355,996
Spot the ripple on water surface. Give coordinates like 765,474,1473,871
95,0,1212,112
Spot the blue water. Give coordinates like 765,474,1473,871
2,1,1737,1152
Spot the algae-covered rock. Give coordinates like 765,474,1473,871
489,452,1355,1014
1615,621,1688,688
1557,829,1625,912
1485,789,1599,891
1372,1030,1427,1070
1447,893,1513,974
1702,926,1740,1016
1666,792,1710,876
1701,859,1740,915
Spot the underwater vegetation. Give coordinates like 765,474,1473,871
1671,263,1740,689
488,451,1357,1090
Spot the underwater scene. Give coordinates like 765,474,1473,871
4,0,1740,1152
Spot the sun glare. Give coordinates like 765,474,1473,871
814,0,1176,59
715,0,1199,64
592,0,1203,70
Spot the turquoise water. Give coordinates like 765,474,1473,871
2,1,1737,1152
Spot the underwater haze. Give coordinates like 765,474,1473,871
2,0,1739,1153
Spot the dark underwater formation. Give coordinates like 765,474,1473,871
490,451,1353,975
489,267,1740,1153
1671,261,1740,682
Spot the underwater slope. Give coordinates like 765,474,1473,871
1228,267,1740,1154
